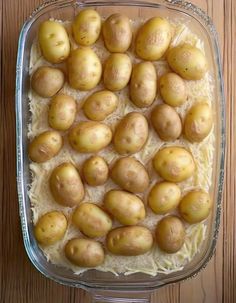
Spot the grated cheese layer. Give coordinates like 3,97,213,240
28,20,214,276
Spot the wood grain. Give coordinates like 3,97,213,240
0,0,235,302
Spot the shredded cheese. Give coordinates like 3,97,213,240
28,20,214,276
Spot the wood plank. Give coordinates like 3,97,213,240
0,0,235,302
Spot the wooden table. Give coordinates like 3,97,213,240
0,0,235,302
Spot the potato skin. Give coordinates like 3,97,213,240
48,94,77,131
103,53,132,91
159,72,187,107
34,211,67,245
151,104,182,141
135,17,172,61
102,13,132,53
65,238,104,267
106,226,153,256
38,20,70,64
148,182,181,214
184,102,213,142
83,90,118,121
113,112,148,155
167,44,208,80
156,215,185,253
83,156,109,186
130,61,157,108
68,121,112,153
72,203,112,238
153,147,195,182
31,66,64,98
110,157,149,193
67,47,102,90
72,9,101,46
179,190,212,223
49,162,84,207
104,190,146,225
28,130,63,163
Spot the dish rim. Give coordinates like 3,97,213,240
15,0,226,292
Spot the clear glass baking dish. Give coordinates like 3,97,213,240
16,0,225,302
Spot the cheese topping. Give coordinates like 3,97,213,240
28,20,214,276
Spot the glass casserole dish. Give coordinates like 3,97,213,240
16,0,225,302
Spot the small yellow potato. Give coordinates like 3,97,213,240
167,44,208,80
135,17,172,61
34,211,67,246
68,121,112,153
151,104,182,141
110,157,149,193
148,182,181,214
72,203,112,238
31,66,64,98
83,90,118,121
49,162,84,207
38,20,70,63
83,156,109,186
113,112,148,155
156,215,185,253
159,72,187,107
104,190,146,225
153,146,195,182
102,13,132,52
72,9,101,46
65,238,104,267
28,130,63,163
67,47,102,90
184,102,213,142
106,226,153,256
130,61,157,108
103,53,132,91
48,94,77,131
179,190,212,223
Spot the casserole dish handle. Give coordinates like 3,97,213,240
91,291,151,302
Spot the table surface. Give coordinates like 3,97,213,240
0,0,235,302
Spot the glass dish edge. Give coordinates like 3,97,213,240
15,0,226,291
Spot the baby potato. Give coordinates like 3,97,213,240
67,47,102,90
72,203,112,238
68,121,112,153
156,215,185,253
148,182,181,214
103,53,132,91
113,112,148,155
106,226,153,256
38,20,70,64
179,190,212,223
34,211,67,246
159,72,187,107
153,147,195,182
83,90,118,121
110,157,149,193
151,104,182,141
28,130,63,163
65,238,104,267
184,102,213,142
72,9,101,46
49,162,84,207
31,66,64,98
167,44,208,80
48,94,77,131
130,61,157,108
135,17,172,61
83,156,108,186
102,13,132,53
104,190,146,225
